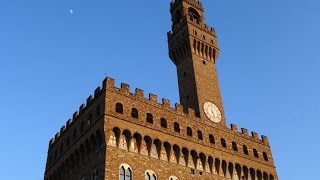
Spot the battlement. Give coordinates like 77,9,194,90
48,82,105,148
170,0,204,12
104,77,269,146
48,77,269,148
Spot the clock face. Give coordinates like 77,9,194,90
203,102,222,123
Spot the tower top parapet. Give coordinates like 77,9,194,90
170,0,204,12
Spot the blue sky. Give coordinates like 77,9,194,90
0,0,319,179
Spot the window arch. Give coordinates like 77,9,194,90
116,103,124,114
119,164,132,180
253,148,259,158
145,170,157,180
131,108,138,119
232,141,238,151
169,175,179,180
91,168,99,180
174,122,180,133
209,134,215,144
146,113,153,124
160,118,167,128
263,152,268,161
197,130,203,140
221,138,227,148
187,127,193,137
188,7,200,23
243,145,249,155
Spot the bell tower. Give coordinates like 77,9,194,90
168,0,226,126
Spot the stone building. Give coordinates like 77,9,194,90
44,0,278,179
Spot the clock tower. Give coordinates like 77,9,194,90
168,0,225,126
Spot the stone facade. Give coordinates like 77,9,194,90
44,0,278,180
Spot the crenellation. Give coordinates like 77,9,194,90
86,95,93,105
66,119,72,127
241,128,249,136
262,135,269,145
55,132,60,139
60,126,66,134
149,93,158,103
49,138,55,146
94,87,101,98
251,131,260,140
186,108,195,118
162,98,171,107
134,88,144,99
79,103,86,114
175,103,184,114
72,111,79,121
230,124,238,132
120,83,130,94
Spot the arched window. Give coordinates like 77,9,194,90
187,127,193,137
174,122,180,133
263,152,268,161
131,108,138,119
243,145,249,155
145,170,157,180
253,148,259,158
169,175,179,180
221,138,227,148
188,7,200,23
161,118,167,128
197,130,203,140
116,103,123,114
232,142,238,151
146,113,153,124
119,164,132,180
91,168,99,180
209,134,215,144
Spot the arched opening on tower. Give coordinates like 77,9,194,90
188,8,200,23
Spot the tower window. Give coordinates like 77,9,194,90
263,152,268,161
188,8,200,23
209,134,215,144
202,35,206,40
221,138,227,148
243,145,249,155
253,148,259,158
232,142,238,151
197,130,203,140
131,108,139,119
116,103,124,114
187,127,193,137
146,113,153,124
183,72,186,77
161,118,167,128
174,122,180,133
203,60,206,65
